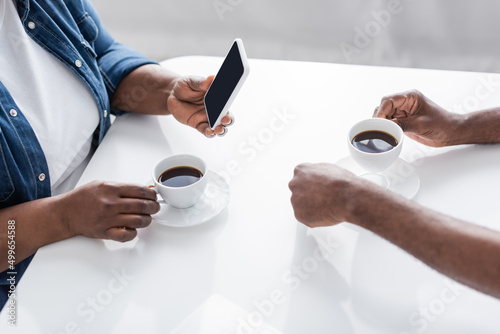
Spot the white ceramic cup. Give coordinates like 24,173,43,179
348,118,404,173
152,154,208,209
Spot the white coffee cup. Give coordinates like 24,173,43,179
348,118,404,172
152,154,208,208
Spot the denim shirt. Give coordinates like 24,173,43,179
0,0,157,308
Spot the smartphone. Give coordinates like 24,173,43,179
204,38,250,130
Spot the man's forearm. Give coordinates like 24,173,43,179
452,107,500,145
0,197,73,272
349,187,500,298
111,64,180,115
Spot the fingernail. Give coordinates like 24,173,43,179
224,117,235,126
205,132,216,138
217,127,228,137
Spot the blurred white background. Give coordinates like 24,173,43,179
93,0,500,73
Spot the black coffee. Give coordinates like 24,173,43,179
158,166,203,187
352,130,398,153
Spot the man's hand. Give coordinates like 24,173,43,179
58,181,160,242
289,163,369,228
373,90,461,147
112,65,233,138
167,75,233,138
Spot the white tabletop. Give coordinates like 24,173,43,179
2,57,500,333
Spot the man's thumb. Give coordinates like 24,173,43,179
196,75,214,92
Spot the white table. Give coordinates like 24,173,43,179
2,57,500,334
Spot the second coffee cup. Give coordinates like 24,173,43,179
348,118,404,173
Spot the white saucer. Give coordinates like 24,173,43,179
336,156,420,199
152,171,230,227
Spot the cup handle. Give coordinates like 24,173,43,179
148,184,167,204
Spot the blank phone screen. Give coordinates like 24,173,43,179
205,42,245,128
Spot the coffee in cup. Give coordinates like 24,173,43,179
351,130,398,153
158,166,204,187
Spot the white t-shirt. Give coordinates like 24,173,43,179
0,0,100,195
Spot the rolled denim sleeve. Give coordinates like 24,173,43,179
84,0,159,98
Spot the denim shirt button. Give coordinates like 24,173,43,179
75,60,82,68
38,173,46,182
9,109,18,117
27,21,36,30
103,110,108,118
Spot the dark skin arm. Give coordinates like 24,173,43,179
111,64,234,137
290,89,500,298
289,163,500,298
373,89,500,146
0,181,160,272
